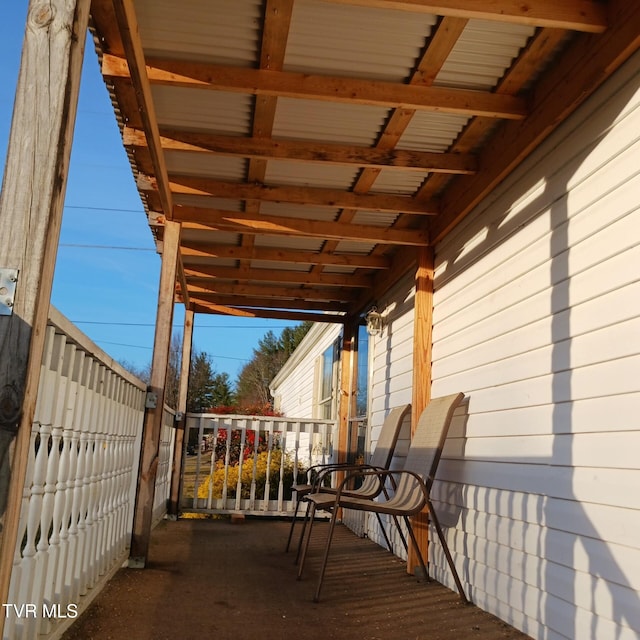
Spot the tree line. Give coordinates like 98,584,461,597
122,321,312,414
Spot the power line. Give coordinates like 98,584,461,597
60,243,155,251
64,205,143,214
94,339,249,362
72,320,296,328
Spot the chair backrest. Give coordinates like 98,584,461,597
404,393,464,486
358,404,410,495
369,404,411,469
392,393,465,510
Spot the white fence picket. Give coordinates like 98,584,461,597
182,414,338,516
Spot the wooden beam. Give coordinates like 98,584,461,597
408,246,434,576
322,0,607,32
0,0,91,626
129,220,181,567
124,126,478,175
417,27,568,201
181,241,390,269
168,308,194,517
430,1,640,242
187,292,349,312
111,0,174,219
186,280,354,302
183,264,373,288
163,176,438,215
102,54,528,120
191,301,344,324
170,208,430,246
337,319,359,468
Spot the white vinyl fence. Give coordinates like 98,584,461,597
182,414,338,515
3,308,155,640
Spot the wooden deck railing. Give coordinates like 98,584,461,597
2,308,161,640
182,414,338,516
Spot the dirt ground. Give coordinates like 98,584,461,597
62,518,531,640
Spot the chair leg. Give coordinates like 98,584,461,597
428,502,470,604
373,512,394,552
313,505,340,602
296,501,318,580
285,494,302,552
295,499,313,565
402,515,430,583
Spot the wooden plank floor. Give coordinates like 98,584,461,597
62,518,532,640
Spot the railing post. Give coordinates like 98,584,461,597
169,309,194,518
129,219,180,567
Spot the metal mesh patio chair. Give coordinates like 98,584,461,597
297,393,469,603
285,403,411,556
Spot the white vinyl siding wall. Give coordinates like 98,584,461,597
271,323,342,418
429,51,640,640
366,272,416,551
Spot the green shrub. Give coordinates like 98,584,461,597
198,450,304,501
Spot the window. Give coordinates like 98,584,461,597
355,324,369,418
315,339,340,419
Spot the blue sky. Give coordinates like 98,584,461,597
0,3,296,382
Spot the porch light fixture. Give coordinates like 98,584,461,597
365,307,384,336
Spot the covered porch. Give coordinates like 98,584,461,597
1,1,639,639
61,517,529,640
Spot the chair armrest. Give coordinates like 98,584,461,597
333,468,429,503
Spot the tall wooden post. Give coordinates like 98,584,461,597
0,0,90,627
129,220,181,567
408,246,435,575
337,319,358,465
168,308,194,518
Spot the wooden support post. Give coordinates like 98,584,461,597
0,0,90,628
129,220,181,567
336,318,358,486
408,246,435,575
168,308,194,518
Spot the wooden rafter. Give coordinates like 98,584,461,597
339,15,467,311
187,292,348,313
186,281,354,303
167,209,429,246
181,241,391,269
183,264,373,288
102,54,528,120
323,0,607,32
123,126,477,175
161,177,438,215
430,1,640,242
191,301,345,324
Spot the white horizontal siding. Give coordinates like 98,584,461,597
430,50,640,640
271,324,342,418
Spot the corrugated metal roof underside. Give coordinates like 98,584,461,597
397,112,471,153
136,0,262,65
264,160,359,189
333,240,377,255
285,0,437,82
254,235,325,252
434,20,536,90
350,210,400,227
181,229,239,244
272,99,389,146
165,151,247,181
368,169,430,195
152,87,254,135
258,201,340,222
